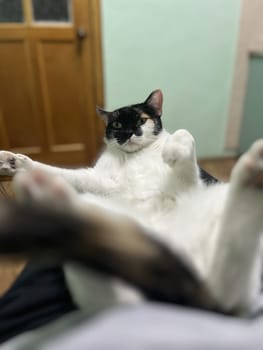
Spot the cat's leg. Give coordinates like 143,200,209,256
162,129,201,193
0,151,117,194
0,150,85,185
0,168,219,311
209,139,263,313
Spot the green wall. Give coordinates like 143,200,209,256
101,0,241,157
239,56,263,154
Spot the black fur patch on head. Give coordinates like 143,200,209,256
103,90,163,145
105,106,144,144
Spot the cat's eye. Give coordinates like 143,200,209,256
136,120,141,127
112,121,122,129
137,118,147,127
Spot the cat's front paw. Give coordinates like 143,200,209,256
162,129,196,167
0,151,33,176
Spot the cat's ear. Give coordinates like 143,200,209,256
96,106,111,124
144,90,163,116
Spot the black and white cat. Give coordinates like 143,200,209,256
0,90,262,315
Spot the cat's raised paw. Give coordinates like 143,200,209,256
162,129,195,167
0,151,33,176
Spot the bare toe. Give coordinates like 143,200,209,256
231,139,263,188
13,169,76,209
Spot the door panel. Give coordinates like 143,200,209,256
0,0,24,23
0,40,42,150
32,0,71,23
37,41,86,149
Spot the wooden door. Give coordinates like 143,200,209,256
0,0,104,167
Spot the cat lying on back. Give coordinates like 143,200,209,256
0,90,206,311
0,90,262,316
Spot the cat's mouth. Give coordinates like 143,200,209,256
118,137,143,152
126,138,138,145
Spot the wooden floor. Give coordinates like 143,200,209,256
198,157,238,182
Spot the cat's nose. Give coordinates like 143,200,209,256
134,129,142,137
116,132,133,144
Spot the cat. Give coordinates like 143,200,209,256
0,89,206,312
0,89,207,312
0,90,262,316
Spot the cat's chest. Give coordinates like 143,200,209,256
96,147,169,202
118,153,167,200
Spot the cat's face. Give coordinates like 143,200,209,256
97,90,163,153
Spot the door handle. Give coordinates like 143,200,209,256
77,27,87,40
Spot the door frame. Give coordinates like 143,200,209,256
72,0,105,153
83,0,104,119
225,0,263,152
